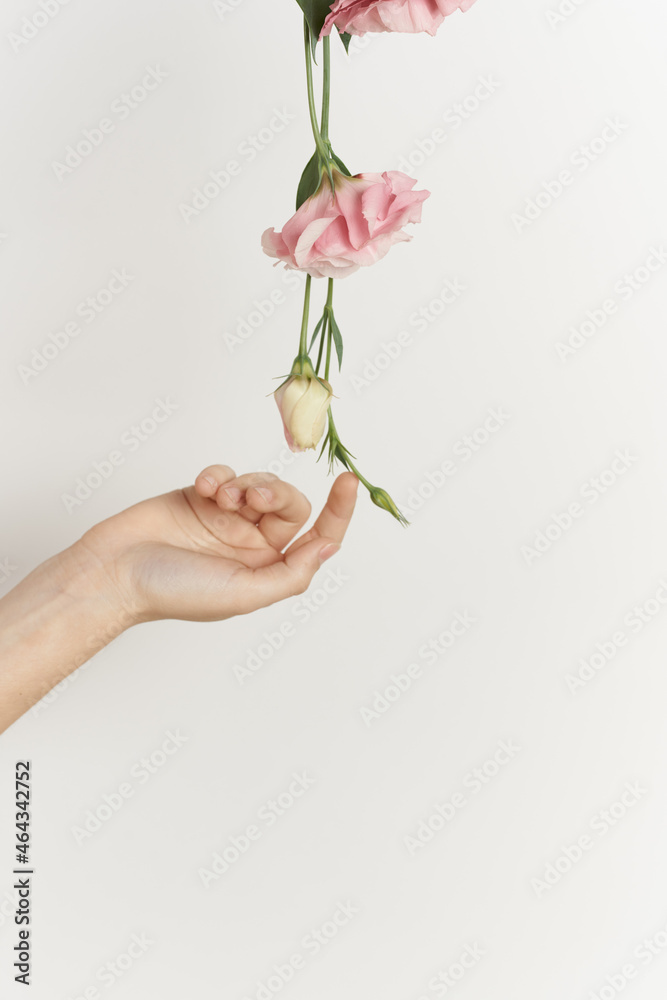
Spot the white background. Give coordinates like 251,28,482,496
2,0,667,998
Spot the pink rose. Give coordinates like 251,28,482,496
262,170,429,280
321,0,477,37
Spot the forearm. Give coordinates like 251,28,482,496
0,543,133,733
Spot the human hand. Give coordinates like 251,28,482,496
75,465,359,626
0,465,358,731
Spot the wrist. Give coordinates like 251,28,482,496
0,540,136,730
61,537,140,636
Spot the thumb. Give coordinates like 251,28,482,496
238,538,340,613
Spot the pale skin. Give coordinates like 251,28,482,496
0,464,358,733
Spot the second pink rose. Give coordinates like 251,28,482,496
262,169,430,280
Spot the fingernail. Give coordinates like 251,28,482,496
318,543,340,564
203,475,217,490
223,487,242,504
254,487,273,503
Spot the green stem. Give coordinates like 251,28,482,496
303,20,329,161
324,279,335,378
321,36,331,143
327,411,374,491
324,322,333,380
326,279,335,373
315,312,328,372
314,280,336,375
298,274,312,357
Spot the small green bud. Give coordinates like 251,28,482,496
369,487,409,527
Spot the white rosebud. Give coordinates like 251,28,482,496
274,374,333,452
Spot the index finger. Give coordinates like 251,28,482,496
287,471,359,555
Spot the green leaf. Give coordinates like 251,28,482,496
338,29,352,52
308,20,318,61
296,151,322,209
330,151,351,176
294,0,333,44
330,313,343,369
317,430,331,463
308,313,326,351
